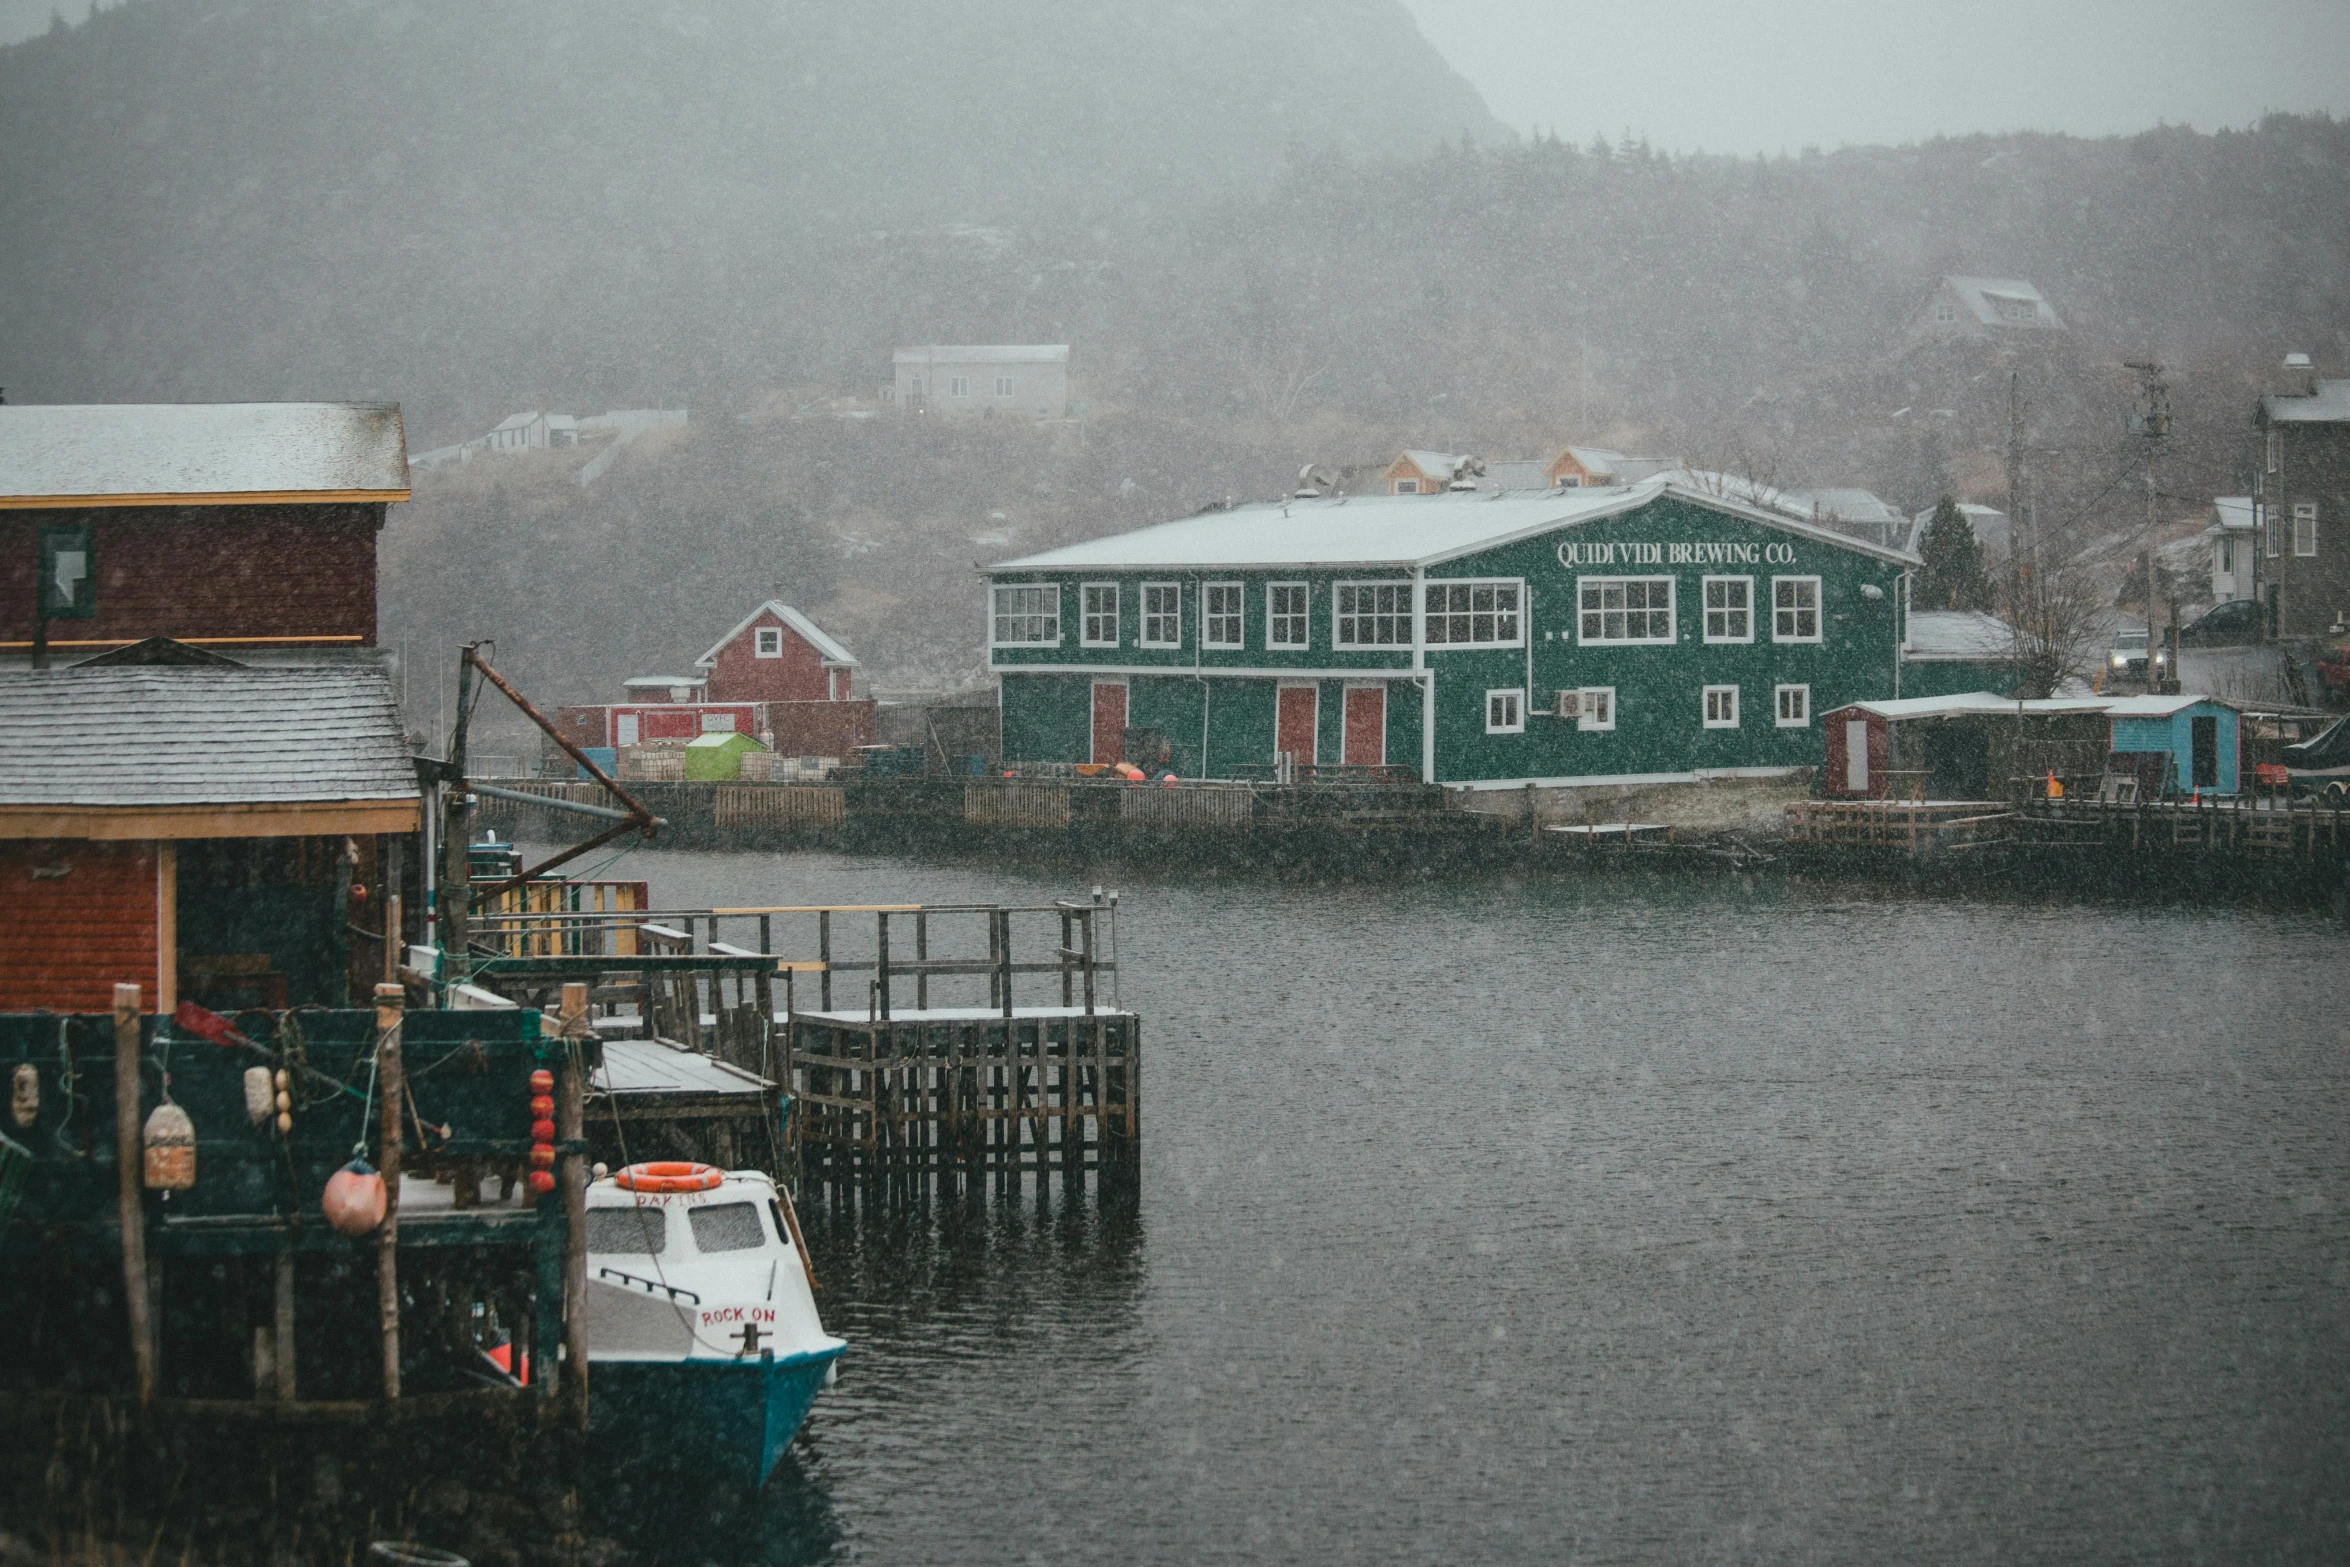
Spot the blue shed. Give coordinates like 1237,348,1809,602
2105,695,2240,795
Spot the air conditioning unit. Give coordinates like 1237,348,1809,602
1552,689,1581,719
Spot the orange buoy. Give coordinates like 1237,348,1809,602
323,1157,387,1236
612,1161,725,1194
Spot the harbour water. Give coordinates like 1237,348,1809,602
550,850,2346,1562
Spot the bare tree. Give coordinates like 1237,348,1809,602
2002,561,2105,698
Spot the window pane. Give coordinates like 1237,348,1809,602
586,1207,667,1255
687,1202,766,1253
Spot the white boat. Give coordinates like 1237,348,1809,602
580,1162,845,1485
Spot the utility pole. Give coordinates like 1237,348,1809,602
2125,360,2171,694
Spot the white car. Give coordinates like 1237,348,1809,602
2108,628,2168,678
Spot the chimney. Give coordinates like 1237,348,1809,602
2279,352,2318,399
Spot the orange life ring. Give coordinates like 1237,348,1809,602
612,1161,724,1193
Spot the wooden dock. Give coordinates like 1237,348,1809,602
462,897,1142,1201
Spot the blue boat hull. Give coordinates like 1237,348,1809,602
590,1347,844,1487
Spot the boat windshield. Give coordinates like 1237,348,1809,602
687,1201,767,1253
585,1206,668,1255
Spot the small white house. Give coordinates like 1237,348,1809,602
1910,276,2067,340
2205,496,2257,602
889,346,1070,419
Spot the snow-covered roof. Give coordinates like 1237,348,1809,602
989,476,1921,573
1797,488,1903,525
2102,694,2241,717
1479,460,1551,491
1394,450,1466,480
1560,445,1628,474
692,601,860,669
623,675,705,689
686,729,764,748
1939,276,2065,330
0,403,410,506
1905,503,2011,556
893,345,1069,366
1904,610,2016,661
1829,692,2112,721
2212,496,2254,531
2262,379,2350,423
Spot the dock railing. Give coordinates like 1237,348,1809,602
463,897,1138,1197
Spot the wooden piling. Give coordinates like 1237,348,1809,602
557,982,591,1431
373,981,405,1403
113,983,155,1406
273,1249,298,1402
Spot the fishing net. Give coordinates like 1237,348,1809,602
0,1130,29,1233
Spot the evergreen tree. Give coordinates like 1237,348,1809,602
1916,495,1994,611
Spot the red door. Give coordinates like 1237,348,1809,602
1276,684,1318,768
1091,682,1128,764
1342,685,1385,768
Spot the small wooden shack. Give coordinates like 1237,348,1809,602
683,727,768,781
1821,693,2113,801
2105,694,2241,796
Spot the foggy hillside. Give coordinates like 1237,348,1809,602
0,0,1500,423
6,3,2348,719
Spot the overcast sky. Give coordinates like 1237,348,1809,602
4,0,2346,158
1400,0,2350,155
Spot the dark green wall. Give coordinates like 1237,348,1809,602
992,495,1908,783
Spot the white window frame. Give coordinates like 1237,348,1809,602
1394,478,1420,495
1422,578,1525,649
1267,582,1310,650
1576,576,1675,646
1702,685,1740,729
1485,688,1525,734
2267,430,2281,475
1775,684,1810,728
995,375,1015,398
2293,502,2318,557
1140,582,1183,648
1577,687,1616,733
948,375,970,399
1933,301,1958,325
754,626,783,658
1771,576,1823,643
1333,581,1414,649
990,583,1061,647
1203,582,1244,649
1701,575,1753,644
1081,582,1120,648
2267,504,2281,558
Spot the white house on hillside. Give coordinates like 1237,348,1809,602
1910,276,2066,340
889,346,1070,419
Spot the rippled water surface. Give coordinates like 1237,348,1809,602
570,849,2349,1565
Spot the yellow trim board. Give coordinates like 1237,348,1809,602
0,801,421,840
0,489,408,509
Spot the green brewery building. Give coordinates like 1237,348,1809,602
986,479,1922,788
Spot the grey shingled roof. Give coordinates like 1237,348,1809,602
0,403,410,502
0,664,418,807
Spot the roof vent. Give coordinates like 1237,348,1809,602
2280,352,2318,398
